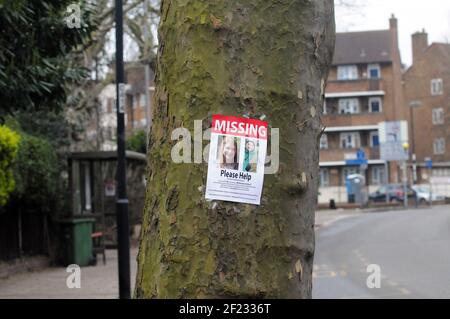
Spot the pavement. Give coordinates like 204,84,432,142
0,248,138,299
313,205,450,299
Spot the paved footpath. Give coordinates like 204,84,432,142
0,249,138,299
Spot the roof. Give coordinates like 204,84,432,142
333,30,392,65
404,42,450,74
427,42,450,63
69,151,147,162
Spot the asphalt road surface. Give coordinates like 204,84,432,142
313,205,450,299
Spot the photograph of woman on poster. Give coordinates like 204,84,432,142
217,135,239,170
243,139,258,173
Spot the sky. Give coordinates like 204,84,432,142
115,1,450,69
335,0,450,66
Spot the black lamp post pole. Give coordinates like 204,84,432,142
115,0,131,299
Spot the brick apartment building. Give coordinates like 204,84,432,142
124,62,155,136
86,62,155,151
319,16,406,204
403,31,450,194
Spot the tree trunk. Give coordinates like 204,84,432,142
135,0,335,298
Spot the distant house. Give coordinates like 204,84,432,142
124,62,155,137
85,62,155,152
403,30,450,194
319,15,406,204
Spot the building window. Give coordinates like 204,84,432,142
132,95,138,109
369,97,382,113
370,131,380,147
337,65,358,80
368,64,381,79
433,168,450,176
320,134,328,150
140,94,146,108
140,118,147,126
319,169,330,187
431,79,443,96
372,166,385,185
432,108,444,125
339,98,360,114
434,138,446,154
340,132,360,149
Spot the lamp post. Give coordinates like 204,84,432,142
115,0,131,299
409,100,422,184
402,142,410,208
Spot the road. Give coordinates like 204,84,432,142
313,205,450,299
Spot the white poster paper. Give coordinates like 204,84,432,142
205,115,268,205
379,121,409,161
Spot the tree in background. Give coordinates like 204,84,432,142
65,0,161,151
135,0,335,298
0,0,97,116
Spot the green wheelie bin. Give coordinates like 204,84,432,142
60,218,95,266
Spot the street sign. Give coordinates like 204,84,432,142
346,149,368,166
379,121,409,161
105,180,116,197
118,83,126,114
425,157,433,169
357,149,364,159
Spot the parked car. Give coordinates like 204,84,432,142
369,184,414,203
411,185,445,205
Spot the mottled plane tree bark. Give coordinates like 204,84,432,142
135,0,335,298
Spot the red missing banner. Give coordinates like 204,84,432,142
212,115,268,140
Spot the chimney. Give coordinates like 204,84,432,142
389,14,401,63
389,14,398,31
412,29,428,64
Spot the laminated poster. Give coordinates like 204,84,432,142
205,115,268,205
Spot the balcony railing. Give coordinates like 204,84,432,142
326,79,381,93
322,113,385,127
320,147,381,163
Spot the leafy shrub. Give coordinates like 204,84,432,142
126,130,147,154
13,133,58,211
0,125,21,206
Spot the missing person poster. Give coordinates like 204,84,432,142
205,115,268,205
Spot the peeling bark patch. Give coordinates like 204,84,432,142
169,213,177,225
296,120,308,132
310,107,316,118
301,172,307,184
295,259,303,280
166,187,179,212
210,14,222,29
